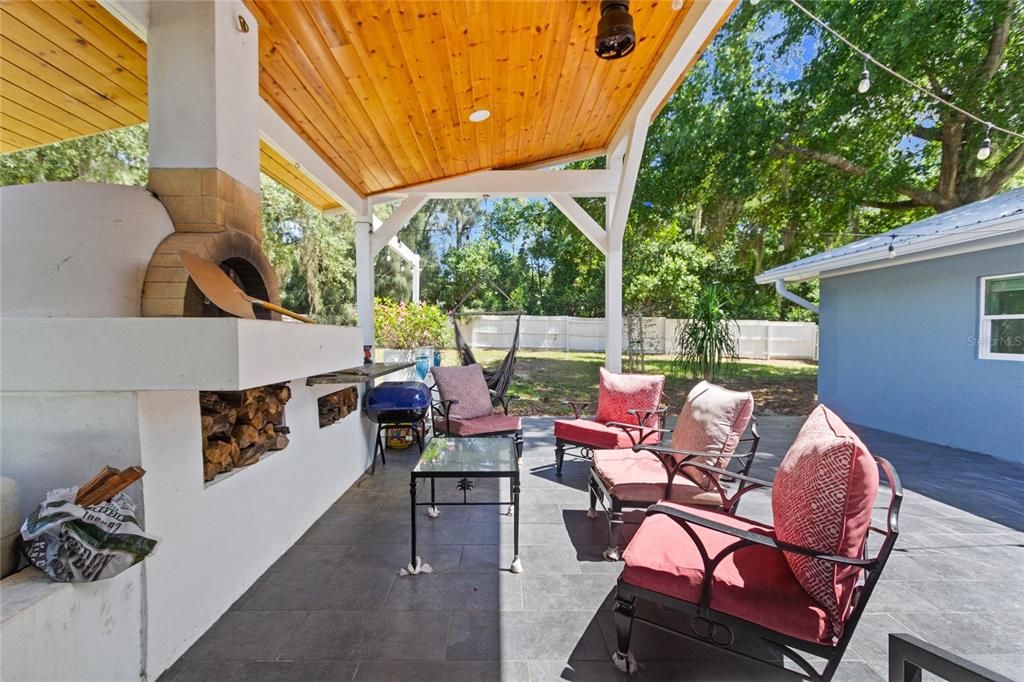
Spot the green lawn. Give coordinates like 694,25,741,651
441,349,818,417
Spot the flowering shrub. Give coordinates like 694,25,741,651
374,298,452,350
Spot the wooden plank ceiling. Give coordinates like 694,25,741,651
0,1,148,152
248,0,694,196
2,1,699,200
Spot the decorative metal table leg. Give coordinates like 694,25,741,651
409,477,417,568
555,441,565,477
510,475,522,573
428,477,440,518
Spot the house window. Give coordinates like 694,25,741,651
979,273,1024,360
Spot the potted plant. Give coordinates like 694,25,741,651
375,298,452,380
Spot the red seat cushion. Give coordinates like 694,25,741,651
554,419,656,449
593,450,721,505
772,405,878,639
622,503,832,644
595,368,665,426
438,414,521,437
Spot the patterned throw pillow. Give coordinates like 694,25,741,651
772,405,879,640
594,367,665,427
670,381,754,490
429,364,495,420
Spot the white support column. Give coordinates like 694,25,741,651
605,211,624,373
604,146,625,372
354,204,374,345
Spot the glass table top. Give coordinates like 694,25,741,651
413,437,518,475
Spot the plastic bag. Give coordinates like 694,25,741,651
20,487,158,582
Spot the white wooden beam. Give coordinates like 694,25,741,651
370,196,428,255
381,169,619,199
258,100,364,215
609,0,734,155
549,194,608,255
387,237,421,303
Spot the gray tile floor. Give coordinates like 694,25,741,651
162,417,1024,681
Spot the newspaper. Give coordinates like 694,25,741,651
20,487,159,582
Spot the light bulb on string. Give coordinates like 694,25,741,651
977,124,993,161
749,0,760,5
887,236,896,259
671,0,683,9
386,252,392,262
857,60,870,94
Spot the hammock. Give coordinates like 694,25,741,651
452,312,522,401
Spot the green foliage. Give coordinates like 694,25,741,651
374,297,452,350
675,287,739,382
261,177,356,325
0,126,148,186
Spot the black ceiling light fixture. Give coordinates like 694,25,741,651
595,0,636,60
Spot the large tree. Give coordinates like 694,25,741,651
772,0,1022,212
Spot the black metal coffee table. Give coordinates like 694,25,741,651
409,437,522,574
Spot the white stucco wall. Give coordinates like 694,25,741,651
139,362,373,676
0,392,144,517
0,567,144,682
0,182,173,318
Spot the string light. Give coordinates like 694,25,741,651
386,252,392,262
781,0,1024,162
977,124,993,161
857,59,870,94
887,236,896,259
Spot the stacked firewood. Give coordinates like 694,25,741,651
200,384,292,481
318,387,358,428
75,465,146,506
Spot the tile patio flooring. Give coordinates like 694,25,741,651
163,417,1024,681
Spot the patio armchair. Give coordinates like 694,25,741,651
430,364,523,458
588,381,758,560
611,405,902,681
553,368,666,477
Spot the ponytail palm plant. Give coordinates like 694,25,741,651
676,286,738,381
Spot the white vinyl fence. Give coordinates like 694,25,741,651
457,315,819,361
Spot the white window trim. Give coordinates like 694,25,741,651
979,272,1024,361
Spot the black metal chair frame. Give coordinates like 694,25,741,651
888,633,1012,682
612,456,903,682
430,387,524,459
554,402,668,477
587,419,760,560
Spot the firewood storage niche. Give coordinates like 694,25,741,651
199,384,292,483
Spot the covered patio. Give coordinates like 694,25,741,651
2,1,1023,681
163,418,1024,681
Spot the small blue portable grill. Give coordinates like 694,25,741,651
363,381,431,473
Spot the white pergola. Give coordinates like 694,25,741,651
97,0,733,372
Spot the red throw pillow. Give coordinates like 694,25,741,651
772,405,879,640
594,367,665,426
430,364,494,420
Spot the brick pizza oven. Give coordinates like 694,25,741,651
142,168,280,319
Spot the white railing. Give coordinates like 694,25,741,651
456,315,819,361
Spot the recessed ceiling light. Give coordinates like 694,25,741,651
468,109,491,123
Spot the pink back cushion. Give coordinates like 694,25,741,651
772,405,879,639
430,364,494,420
594,367,664,426
670,381,754,490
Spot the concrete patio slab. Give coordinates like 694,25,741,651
162,417,1024,681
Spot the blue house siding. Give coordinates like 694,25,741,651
818,245,1024,463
